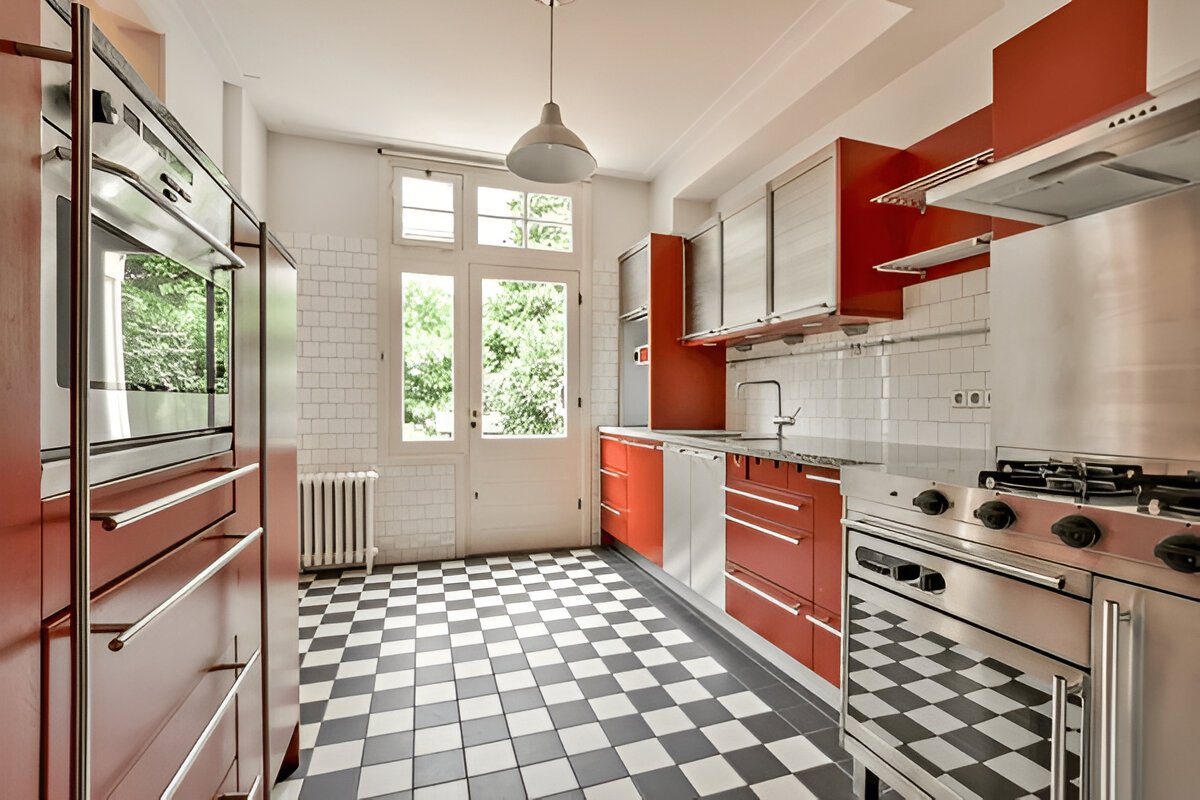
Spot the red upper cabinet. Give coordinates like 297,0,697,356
993,0,1149,159
621,234,725,430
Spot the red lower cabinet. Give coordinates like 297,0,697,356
725,513,814,601
626,441,664,566
809,605,843,688
725,565,814,667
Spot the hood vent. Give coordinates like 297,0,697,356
928,81,1200,225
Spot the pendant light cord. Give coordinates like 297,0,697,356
549,0,555,102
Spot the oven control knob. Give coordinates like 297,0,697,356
1153,534,1200,574
913,490,950,516
1051,515,1102,548
975,501,1017,530
93,89,117,124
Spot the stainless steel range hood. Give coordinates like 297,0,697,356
928,79,1200,225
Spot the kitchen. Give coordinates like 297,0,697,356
1,0,1198,798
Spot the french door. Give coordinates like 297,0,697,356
466,263,583,555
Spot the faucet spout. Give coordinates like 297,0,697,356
735,380,797,440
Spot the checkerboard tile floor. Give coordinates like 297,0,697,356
274,548,859,799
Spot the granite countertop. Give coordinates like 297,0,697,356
598,426,992,483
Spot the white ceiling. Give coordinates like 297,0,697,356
188,0,831,177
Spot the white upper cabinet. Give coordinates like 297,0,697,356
720,195,769,331
769,153,837,320
1148,0,1200,94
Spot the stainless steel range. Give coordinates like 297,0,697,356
841,182,1200,799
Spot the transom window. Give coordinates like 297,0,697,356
477,187,573,252
393,168,462,248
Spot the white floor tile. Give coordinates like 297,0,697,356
356,758,412,798
615,738,673,775
558,722,610,756
681,755,743,795
465,739,517,776
521,757,579,798
413,722,462,756
306,740,363,776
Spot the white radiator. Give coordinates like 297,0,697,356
299,471,379,574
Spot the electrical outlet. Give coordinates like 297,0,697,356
951,390,968,408
967,389,985,408
985,390,992,408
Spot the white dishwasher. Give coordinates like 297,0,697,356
663,444,726,609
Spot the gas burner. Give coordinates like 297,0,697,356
979,459,1143,501
1137,473,1200,518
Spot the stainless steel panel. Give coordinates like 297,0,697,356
662,446,691,583
618,317,648,427
618,243,649,319
688,447,725,609
992,185,1200,463
771,157,836,317
721,196,768,329
684,223,721,337
847,528,1092,666
1091,578,1200,800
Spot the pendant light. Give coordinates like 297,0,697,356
506,0,596,183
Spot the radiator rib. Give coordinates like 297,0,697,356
299,470,379,574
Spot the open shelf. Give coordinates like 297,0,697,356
872,233,993,278
871,149,994,212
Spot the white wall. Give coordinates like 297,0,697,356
221,82,269,214
267,134,379,239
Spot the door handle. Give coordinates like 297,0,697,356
1049,676,1084,800
855,548,921,582
471,409,478,429
1100,599,1131,800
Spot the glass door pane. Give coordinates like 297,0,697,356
479,278,567,438
401,272,454,441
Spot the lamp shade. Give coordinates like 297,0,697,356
506,101,597,184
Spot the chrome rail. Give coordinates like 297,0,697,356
1049,675,1069,800
217,774,262,800
805,613,842,638
91,463,258,531
724,485,802,511
1100,600,1130,800
159,648,260,800
723,570,801,615
599,503,622,516
97,528,263,652
46,147,247,269
598,468,623,478
255,221,272,795
804,474,841,485
69,7,94,798
723,513,805,545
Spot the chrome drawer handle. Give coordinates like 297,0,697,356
724,571,801,615
805,614,842,638
625,440,662,451
48,147,248,269
599,468,623,478
92,463,259,531
724,485,802,511
804,474,841,485
599,503,622,517
94,528,262,652
724,513,804,545
1100,600,1131,800
160,649,260,800
217,774,262,800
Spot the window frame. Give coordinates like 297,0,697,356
392,166,463,250
473,184,575,255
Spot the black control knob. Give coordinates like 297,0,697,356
93,89,117,124
1154,534,1200,573
974,500,1017,530
1051,515,1102,549
913,490,950,516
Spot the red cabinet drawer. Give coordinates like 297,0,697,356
725,483,814,533
600,469,628,511
808,605,842,688
787,465,844,611
747,456,790,489
43,534,260,799
725,513,813,601
601,501,628,544
600,436,628,473
726,453,748,483
725,565,814,667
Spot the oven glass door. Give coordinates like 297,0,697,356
845,575,1086,800
45,195,232,451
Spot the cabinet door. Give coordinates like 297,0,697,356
684,223,722,337
690,451,727,609
771,157,836,318
662,448,692,582
721,197,769,329
1092,577,1200,800
619,243,649,319
626,441,663,567
1148,0,1200,92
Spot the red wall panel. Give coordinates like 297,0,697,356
993,0,1149,159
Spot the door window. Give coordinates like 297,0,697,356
400,272,455,441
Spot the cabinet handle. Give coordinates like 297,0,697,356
804,474,841,486
724,485,802,511
94,528,263,652
804,614,842,638
625,440,663,451
724,571,801,615
600,503,622,517
91,463,259,531
217,774,262,800
724,513,804,545
160,649,260,800
1100,600,1131,800
599,468,624,478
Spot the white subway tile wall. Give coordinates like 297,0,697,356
727,270,992,449
280,231,456,565
590,255,621,538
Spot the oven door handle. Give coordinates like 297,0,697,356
48,146,248,270
843,517,1067,591
1050,675,1084,800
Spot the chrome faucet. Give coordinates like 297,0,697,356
735,379,801,440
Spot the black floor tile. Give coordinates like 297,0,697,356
461,715,510,747
469,768,527,800
512,730,566,766
569,748,628,787
362,731,414,766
